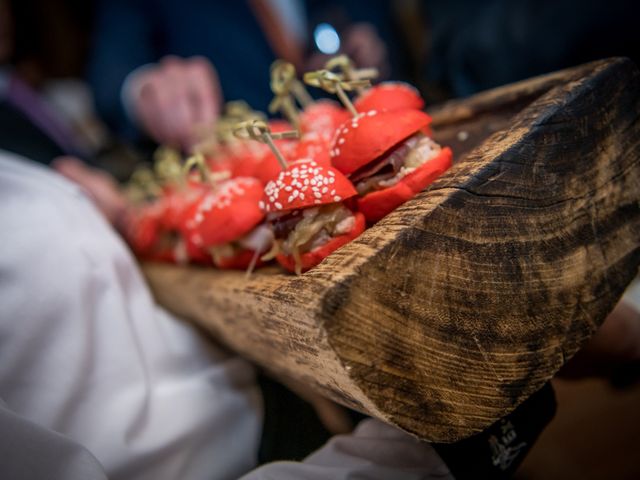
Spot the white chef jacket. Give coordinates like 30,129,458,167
0,151,262,479
241,417,454,480
0,150,452,480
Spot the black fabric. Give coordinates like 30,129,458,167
425,0,640,98
257,373,333,463
433,382,556,479
0,101,64,165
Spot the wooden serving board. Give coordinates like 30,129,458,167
143,58,640,442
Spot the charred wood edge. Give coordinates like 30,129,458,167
427,62,597,127
143,58,640,442
315,57,640,440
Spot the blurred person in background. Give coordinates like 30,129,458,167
87,0,640,153
0,0,109,164
0,0,147,186
87,0,401,152
0,0,132,223
420,0,640,100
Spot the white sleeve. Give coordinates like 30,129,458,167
240,418,454,480
0,399,108,480
0,152,262,480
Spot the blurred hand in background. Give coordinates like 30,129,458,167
125,56,222,152
53,155,128,226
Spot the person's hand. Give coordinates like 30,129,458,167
53,157,128,227
126,56,222,150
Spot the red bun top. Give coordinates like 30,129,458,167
230,141,296,184
158,183,208,231
294,132,331,166
300,100,350,143
330,109,432,175
261,159,357,213
354,82,424,113
191,177,264,246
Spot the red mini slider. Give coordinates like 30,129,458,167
293,132,332,167
354,82,425,113
262,158,364,274
331,108,452,223
330,109,432,175
299,100,350,143
187,177,268,269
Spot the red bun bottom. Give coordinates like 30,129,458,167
214,248,264,270
276,211,366,274
357,147,452,224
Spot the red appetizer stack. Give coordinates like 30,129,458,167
261,158,365,274
121,57,453,274
331,109,452,223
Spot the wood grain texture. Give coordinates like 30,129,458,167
143,58,640,441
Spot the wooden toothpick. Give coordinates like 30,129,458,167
224,101,266,123
325,55,379,94
303,69,370,117
126,166,163,203
233,119,299,170
153,146,184,186
269,61,301,129
182,153,213,185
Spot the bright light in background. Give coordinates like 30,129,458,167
314,23,340,55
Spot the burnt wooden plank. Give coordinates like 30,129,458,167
143,58,640,441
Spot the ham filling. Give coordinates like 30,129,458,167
350,133,442,195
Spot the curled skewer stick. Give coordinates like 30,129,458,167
153,146,184,186
219,102,267,154
233,119,299,170
183,153,231,186
126,166,163,203
291,79,313,109
271,60,313,108
183,153,212,185
224,101,266,123
303,69,370,117
325,55,379,94
269,61,301,128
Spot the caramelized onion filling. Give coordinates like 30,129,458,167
264,204,355,273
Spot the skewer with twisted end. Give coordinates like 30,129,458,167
206,102,267,157
303,69,371,117
271,60,313,108
191,101,264,157
153,146,185,186
219,101,266,144
182,153,211,185
325,55,379,94
225,101,266,123
233,119,299,170
269,61,301,129
182,152,230,186
126,166,163,203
